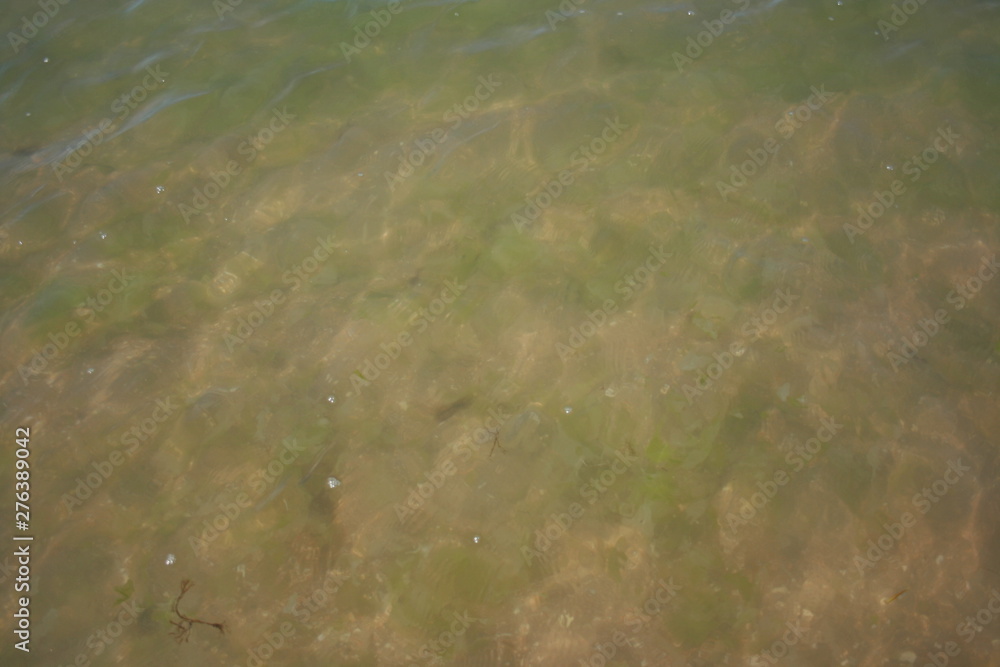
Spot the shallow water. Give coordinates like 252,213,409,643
1,0,1000,665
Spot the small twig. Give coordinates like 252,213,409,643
881,589,907,605
489,427,505,458
169,579,225,643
